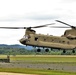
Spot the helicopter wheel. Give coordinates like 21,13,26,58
37,49,41,52
72,50,75,53
63,50,66,53
45,49,49,52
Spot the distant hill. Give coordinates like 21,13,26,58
0,44,33,50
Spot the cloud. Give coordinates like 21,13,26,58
61,0,76,3
0,13,60,22
26,14,59,20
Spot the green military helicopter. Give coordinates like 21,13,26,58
0,20,76,53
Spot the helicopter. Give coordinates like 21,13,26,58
0,20,76,53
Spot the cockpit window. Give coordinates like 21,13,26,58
23,35,28,39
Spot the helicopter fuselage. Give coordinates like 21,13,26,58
19,29,76,50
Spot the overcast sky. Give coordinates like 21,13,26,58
0,0,76,45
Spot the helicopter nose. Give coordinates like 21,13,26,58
19,38,26,45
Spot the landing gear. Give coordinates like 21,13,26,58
63,50,66,53
72,50,75,53
62,49,76,54
45,49,49,52
72,48,76,53
36,48,49,52
35,47,50,52
37,49,41,52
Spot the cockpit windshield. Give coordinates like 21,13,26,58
23,35,28,39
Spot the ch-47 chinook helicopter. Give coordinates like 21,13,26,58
0,20,76,53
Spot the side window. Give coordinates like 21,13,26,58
35,37,38,41
67,41,70,44
44,39,46,41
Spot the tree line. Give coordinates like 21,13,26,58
0,47,76,55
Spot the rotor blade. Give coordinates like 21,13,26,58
0,23,55,29
55,20,76,29
49,26,70,28
0,27,27,29
56,20,71,27
31,23,55,28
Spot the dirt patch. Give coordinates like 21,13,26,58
0,72,36,75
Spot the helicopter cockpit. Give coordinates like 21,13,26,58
23,35,29,39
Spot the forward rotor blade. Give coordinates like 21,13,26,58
31,23,55,28
0,23,55,29
0,27,26,29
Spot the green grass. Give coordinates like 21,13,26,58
10,55,76,63
0,55,76,75
0,68,76,75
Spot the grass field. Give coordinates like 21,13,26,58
10,55,76,63
0,55,76,75
0,68,76,75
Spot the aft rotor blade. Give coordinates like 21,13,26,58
49,26,70,28
31,23,55,28
0,27,27,29
56,20,71,27
55,20,76,29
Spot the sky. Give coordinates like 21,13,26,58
0,0,76,44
